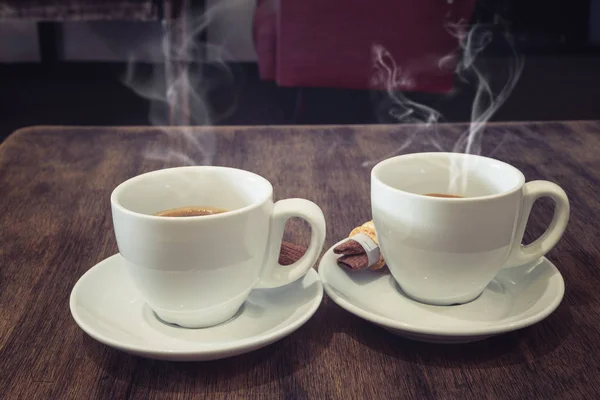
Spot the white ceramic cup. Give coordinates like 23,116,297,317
371,152,569,306
111,166,326,328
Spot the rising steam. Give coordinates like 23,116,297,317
368,16,524,170
450,18,524,155
123,0,245,166
122,1,523,180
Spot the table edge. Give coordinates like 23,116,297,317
2,120,597,152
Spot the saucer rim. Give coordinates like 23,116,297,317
319,240,565,337
70,253,323,358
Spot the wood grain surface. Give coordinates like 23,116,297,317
1,122,600,399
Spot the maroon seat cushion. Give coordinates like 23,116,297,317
254,0,477,92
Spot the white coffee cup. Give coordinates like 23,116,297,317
111,166,326,328
371,152,569,306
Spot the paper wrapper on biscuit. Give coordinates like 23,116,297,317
333,220,386,271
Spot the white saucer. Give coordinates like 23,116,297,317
70,254,323,361
319,241,565,343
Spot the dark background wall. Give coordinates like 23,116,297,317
1,0,599,142
475,0,595,52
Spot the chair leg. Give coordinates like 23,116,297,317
292,87,306,123
37,22,63,65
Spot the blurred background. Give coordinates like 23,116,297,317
1,0,599,142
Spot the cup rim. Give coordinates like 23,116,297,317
371,152,526,202
110,166,273,220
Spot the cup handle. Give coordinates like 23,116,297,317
254,198,326,288
506,180,570,267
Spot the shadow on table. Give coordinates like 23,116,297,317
332,300,573,369
83,306,332,394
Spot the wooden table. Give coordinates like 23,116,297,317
1,122,600,399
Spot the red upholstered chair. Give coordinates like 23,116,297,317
253,0,478,94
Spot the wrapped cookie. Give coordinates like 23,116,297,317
334,220,386,271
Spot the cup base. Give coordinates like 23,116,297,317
399,285,484,306
153,302,243,329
